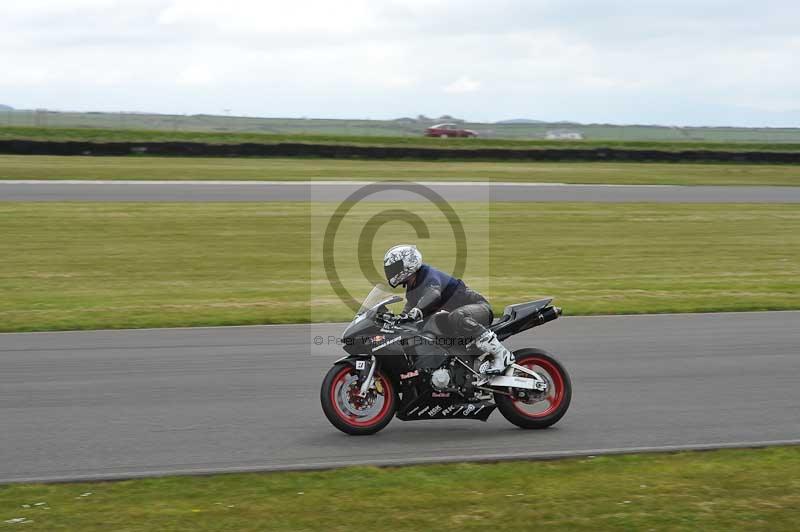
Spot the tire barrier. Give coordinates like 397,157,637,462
2,139,800,163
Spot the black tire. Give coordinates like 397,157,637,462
320,363,397,435
494,348,572,429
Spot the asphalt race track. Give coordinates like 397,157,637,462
2,180,800,202
1,311,799,483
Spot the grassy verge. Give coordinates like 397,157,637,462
3,125,800,152
1,155,799,186
2,447,799,531
0,202,797,332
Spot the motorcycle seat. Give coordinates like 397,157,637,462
490,314,511,328
421,311,450,337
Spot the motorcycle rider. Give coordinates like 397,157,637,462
383,244,514,375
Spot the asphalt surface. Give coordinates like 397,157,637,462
1,311,799,483
2,180,800,202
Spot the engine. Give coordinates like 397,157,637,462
428,361,474,394
430,368,451,391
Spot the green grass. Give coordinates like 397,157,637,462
0,202,797,332
2,447,799,531
4,125,800,151
1,155,799,186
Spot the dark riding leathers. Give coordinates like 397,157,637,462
402,264,493,369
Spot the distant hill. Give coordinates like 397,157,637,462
495,118,545,124
0,104,13,111
2,108,799,143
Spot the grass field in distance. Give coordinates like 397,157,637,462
2,155,799,186
0,202,797,332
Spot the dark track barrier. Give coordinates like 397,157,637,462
2,139,800,163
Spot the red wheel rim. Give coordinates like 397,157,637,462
510,356,565,419
329,366,393,428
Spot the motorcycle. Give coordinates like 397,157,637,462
320,285,571,435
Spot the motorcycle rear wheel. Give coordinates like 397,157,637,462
494,348,572,429
320,363,397,435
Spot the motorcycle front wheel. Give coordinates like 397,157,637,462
320,363,397,435
494,348,572,429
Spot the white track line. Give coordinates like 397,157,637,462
0,179,678,188
3,439,799,484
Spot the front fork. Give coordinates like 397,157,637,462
357,355,377,397
332,354,380,397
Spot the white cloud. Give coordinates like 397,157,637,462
443,76,481,94
157,0,377,35
0,0,799,125
176,65,215,86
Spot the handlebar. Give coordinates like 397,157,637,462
378,312,422,330
378,312,396,322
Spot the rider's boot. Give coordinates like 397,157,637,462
475,330,514,375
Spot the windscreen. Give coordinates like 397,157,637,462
356,284,402,315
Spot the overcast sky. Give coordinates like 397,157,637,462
2,0,799,126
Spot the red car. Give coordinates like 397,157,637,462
424,123,478,138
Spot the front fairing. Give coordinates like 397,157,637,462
341,285,404,355
342,286,403,337
341,321,381,355
341,313,379,344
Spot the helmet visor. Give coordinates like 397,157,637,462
384,260,405,287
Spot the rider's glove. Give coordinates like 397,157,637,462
407,307,423,321
396,308,422,323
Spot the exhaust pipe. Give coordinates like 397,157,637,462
532,306,561,327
